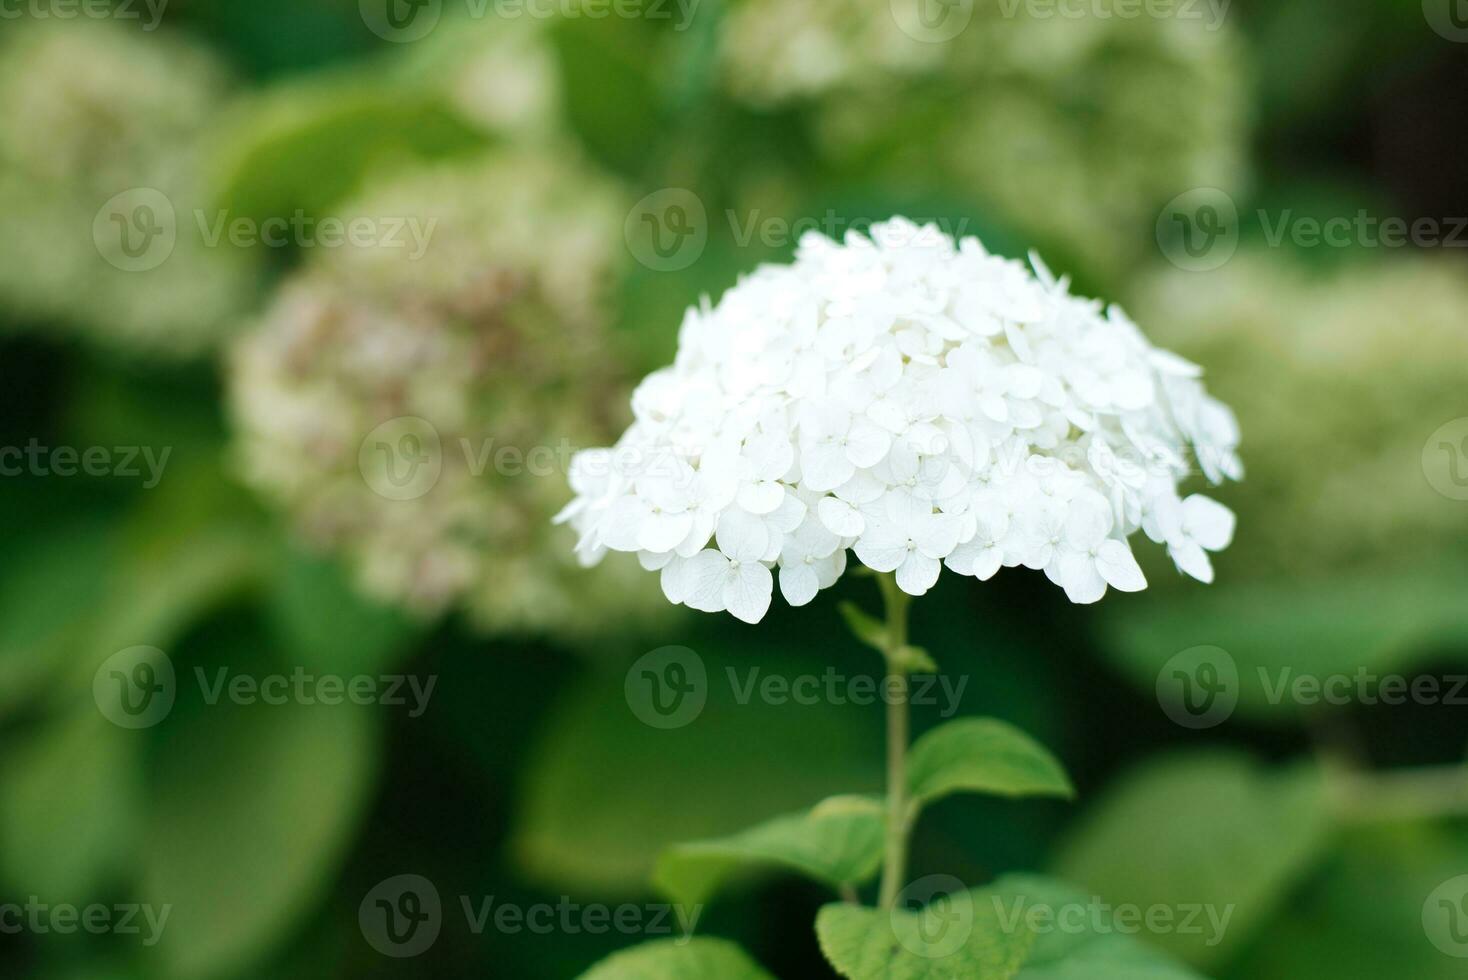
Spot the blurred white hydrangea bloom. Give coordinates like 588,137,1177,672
560,219,1240,623
718,0,1247,278
231,150,664,636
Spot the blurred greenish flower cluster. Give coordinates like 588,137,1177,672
1135,253,1468,582
0,18,256,356
718,0,1248,278
230,150,663,634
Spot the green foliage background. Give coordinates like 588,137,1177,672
1,0,1466,977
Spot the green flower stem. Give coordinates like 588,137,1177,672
875,573,912,910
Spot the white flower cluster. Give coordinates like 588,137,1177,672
560,220,1240,623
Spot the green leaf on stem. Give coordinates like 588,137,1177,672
838,602,890,654
579,937,776,980
907,718,1075,812
893,645,939,675
654,795,886,909
816,880,1035,980
816,875,1209,980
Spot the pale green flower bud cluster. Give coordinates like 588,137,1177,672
228,150,666,636
718,0,1247,279
0,19,256,356
1134,253,1468,580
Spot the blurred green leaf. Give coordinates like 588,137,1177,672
139,690,379,978
653,795,885,909
512,644,882,895
0,518,115,717
551,17,664,177
579,937,775,980
62,525,272,703
1054,752,1331,969
264,545,419,676
1099,566,1468,722
0,708,142,904
1225,824,1468,980
1004,875,1209,980
210,77,486,225
907,718,1075,811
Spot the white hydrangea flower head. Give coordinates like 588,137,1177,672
559,219,1241,623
